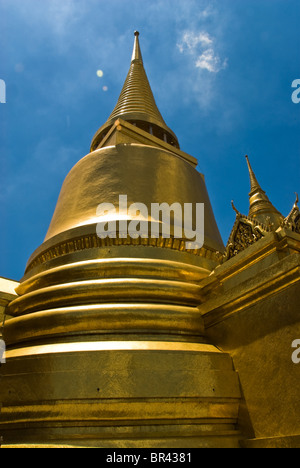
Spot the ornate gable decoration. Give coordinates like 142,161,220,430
224,204,271,261
284,194,300,234
224,195,300,261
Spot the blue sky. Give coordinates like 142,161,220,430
0,0,299,281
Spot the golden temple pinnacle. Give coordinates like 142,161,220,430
132,31,142,62
245,155,263,194
245,154,284,228
91,31,179,151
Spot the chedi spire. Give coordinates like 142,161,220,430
245,155,284,229
91,31,179,151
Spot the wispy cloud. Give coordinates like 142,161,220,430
177,31,213,52
177,30,228,73
196,48,228,73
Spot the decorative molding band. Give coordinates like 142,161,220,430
25,233,222,273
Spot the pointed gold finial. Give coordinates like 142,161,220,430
231,200,241,216
245,155,284,229
245,155,264,195
132,31,143,63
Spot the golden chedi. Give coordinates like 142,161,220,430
0,32,299,449
0,31,241,448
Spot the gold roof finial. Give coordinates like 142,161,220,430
132,31,143,62
245,155,284,229
91,31,179,151
245,155,264,195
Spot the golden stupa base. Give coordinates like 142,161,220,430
0,342,242,448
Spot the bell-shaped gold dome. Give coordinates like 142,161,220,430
42,143,224,253
20,31,225,269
